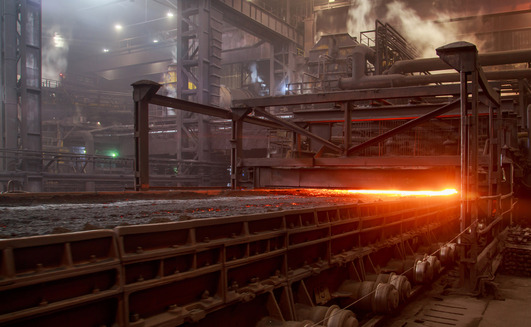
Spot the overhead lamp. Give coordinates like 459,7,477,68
53,33,65,48
103,48,110,53
153,39,159,43
114,24,123,31
167,11,174,17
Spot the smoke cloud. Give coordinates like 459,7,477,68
42,26,70,80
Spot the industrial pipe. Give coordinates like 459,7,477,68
339,44,531,90
384,48,531,75
338,69,531,90
351,45,376,80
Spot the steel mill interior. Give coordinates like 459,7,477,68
1,0,531,326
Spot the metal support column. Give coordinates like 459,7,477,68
18,0,43,192
176,0,222,165
342,102,351,155
230,108,251,189
1,0,19,173
272,41,297,96
1,0,42,192
132,81,161,191
437,41,502,291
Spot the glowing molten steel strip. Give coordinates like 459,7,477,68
345,188,458,197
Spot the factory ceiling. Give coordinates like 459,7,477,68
41,0,531,92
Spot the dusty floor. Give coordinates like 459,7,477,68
0,189,386,238
382,270,531,327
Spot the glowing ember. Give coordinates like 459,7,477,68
344,188,458,197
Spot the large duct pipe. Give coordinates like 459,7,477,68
339,47,531,90
351,45,376,80
338,69,531,90
385,48,531,75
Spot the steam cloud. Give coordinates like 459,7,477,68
347,0,374,41
249,62,263,84
346,0,485,58
42,26,69,80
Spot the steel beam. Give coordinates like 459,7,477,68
212,0,303,47
243,156,471,167
292,102,499,123
253,107,342,153
147,86,281,129
346,100,460,156
232,84,461,108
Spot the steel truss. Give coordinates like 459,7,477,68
0,0,42,191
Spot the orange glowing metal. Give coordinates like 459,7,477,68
344,188,458,197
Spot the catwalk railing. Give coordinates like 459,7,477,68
0,149,229,192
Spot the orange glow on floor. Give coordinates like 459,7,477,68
344,188,458,197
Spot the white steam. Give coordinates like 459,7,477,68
249,62,263,84
346,0,374,40
42,26,69,80
385,1,475,58
344,0,485,58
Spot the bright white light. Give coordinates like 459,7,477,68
167,11,174,17
329,0,335,2
114,24,123,31
53,33,65,48
153,39,159,43
103,48,110,53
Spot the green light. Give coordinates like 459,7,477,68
109,151,119,158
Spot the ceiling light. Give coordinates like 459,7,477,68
153,39,159,43
103,48,110,53
114,24,122,31
167,11,174,17
53,33,65,48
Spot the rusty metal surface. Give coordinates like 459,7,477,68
0,196,460,326
0,190,398,238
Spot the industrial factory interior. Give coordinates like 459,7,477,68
1,0,531,326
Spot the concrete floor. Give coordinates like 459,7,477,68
382,272,531,327
478,274,531,327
